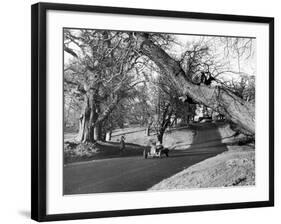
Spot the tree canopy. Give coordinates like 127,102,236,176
64,29,256,143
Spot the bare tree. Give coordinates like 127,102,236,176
135,33,255,135
64,30,142,142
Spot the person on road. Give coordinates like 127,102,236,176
120,135,126,152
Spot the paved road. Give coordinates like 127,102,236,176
64,123,227,195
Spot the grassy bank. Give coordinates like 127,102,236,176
149,123,255,190
150,145,255,190
64,141,151,164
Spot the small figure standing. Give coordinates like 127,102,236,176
120,135,126,152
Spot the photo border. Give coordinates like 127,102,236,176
31,2,274,222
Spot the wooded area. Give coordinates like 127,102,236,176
64,29,256,144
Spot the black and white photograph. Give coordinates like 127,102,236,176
63,28,256,195
29,1,274,222
0,0,278,223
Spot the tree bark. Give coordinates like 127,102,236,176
157,104,173,144
157,119,171,144
94,122,103,141
97,95,120,123
75,93,97,143
137,34,255,135
76,93,121,143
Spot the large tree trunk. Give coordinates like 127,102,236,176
137,34,255,135
76,93,121,143
75,93,97,143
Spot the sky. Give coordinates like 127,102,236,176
171,34,256,80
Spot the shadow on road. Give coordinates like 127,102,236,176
169,123,227,157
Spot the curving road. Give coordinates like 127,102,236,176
63,123,227,195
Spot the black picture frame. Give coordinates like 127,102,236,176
31,2,274,222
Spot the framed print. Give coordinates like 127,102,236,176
31,2,274,222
